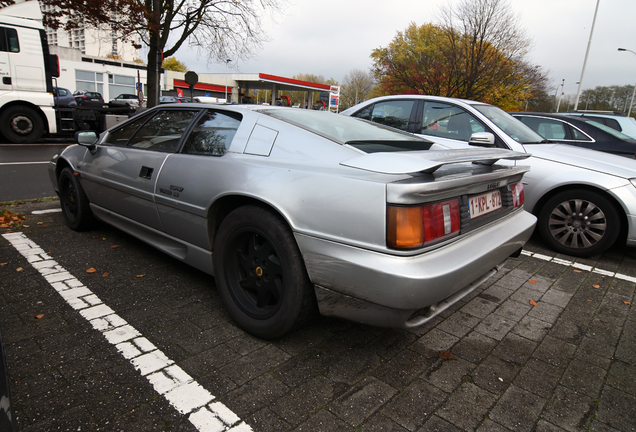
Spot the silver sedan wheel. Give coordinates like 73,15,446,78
548,198,606,249
539,189,620,257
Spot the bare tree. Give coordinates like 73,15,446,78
42,0,286,107
438,0,532,100
340,69,375,110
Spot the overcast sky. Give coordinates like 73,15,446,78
174,0,636,97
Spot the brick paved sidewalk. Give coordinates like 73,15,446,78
0,201,635,431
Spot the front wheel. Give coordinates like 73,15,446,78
58,167,94,231
213,206,317,339
0,106,44,144
538,189,620,257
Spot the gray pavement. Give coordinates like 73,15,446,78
0,200,635,431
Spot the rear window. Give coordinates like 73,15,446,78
86,92,101,97
261,109,432,153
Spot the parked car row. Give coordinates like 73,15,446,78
52,87,145,108
46,92,636,338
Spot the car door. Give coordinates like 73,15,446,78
154,109,243,248
78,108,202,231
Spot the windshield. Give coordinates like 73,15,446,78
473,104,545,144
585,120,636,141
261,109,433,153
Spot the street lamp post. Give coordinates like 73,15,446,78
556,79,565,112
224,59,231,103
618,48,636,117
553,79,564,112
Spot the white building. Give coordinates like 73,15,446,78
38,1,141,62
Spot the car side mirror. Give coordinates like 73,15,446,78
469,132,496,147
76,131,99,154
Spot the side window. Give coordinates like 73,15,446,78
367,100,414,131
58,88,68,96
352,105,373,121
571,127,592,141
182,110,242,156
421,102,485,141
519,117,567,140
128,110,201,152
0,27,19,53
102,112,154,147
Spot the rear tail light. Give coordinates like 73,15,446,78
510,182,525,208
388,199,460,249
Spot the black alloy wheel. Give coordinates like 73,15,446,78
213,205,316,339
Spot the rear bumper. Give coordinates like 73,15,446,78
295,209,537,328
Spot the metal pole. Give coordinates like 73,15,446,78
618,48,636,117
556,79,565,112
574,0,601,111
224,59,231,102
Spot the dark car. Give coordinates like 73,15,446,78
73,90,104,107
0,326,17,431
510,112,636,158
52,86,77,107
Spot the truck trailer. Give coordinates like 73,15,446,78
0,1,134,144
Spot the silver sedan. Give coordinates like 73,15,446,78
49,104,536,338
343,96,636,258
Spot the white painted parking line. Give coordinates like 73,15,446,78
521,250,636,283
31,209,62,215
2,232,252,432
0,161,50,165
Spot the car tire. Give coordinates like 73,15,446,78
58,167,94,231
213,205,317,339
538,189,620,257
0,105,44,144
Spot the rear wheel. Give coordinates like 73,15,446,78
213,205,317,339
0,106,44,144
538,189,620,257
58,167,94,231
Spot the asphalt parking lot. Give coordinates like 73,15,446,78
1,199,635,432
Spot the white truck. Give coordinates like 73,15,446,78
0,1,133,144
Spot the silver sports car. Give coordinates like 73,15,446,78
49,105,536,338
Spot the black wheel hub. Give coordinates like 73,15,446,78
226,230,284,319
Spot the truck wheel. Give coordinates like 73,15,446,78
213,205,317,339
0,106,44,144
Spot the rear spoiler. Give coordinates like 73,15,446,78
341,148,530,175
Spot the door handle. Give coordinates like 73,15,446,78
139,166,154,179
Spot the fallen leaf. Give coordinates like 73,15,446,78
110,245,119,248
0,263,7,266
86,267,97,273
574,270,582,273
439,351,457,360
16,267,22,272
136,274,144,278
528,280,537,284
39,224,48,227
587,299,592,302
35,314,44,319
102,273,109,277
529,300,538,306
625,301,632,305
593,284,600,288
